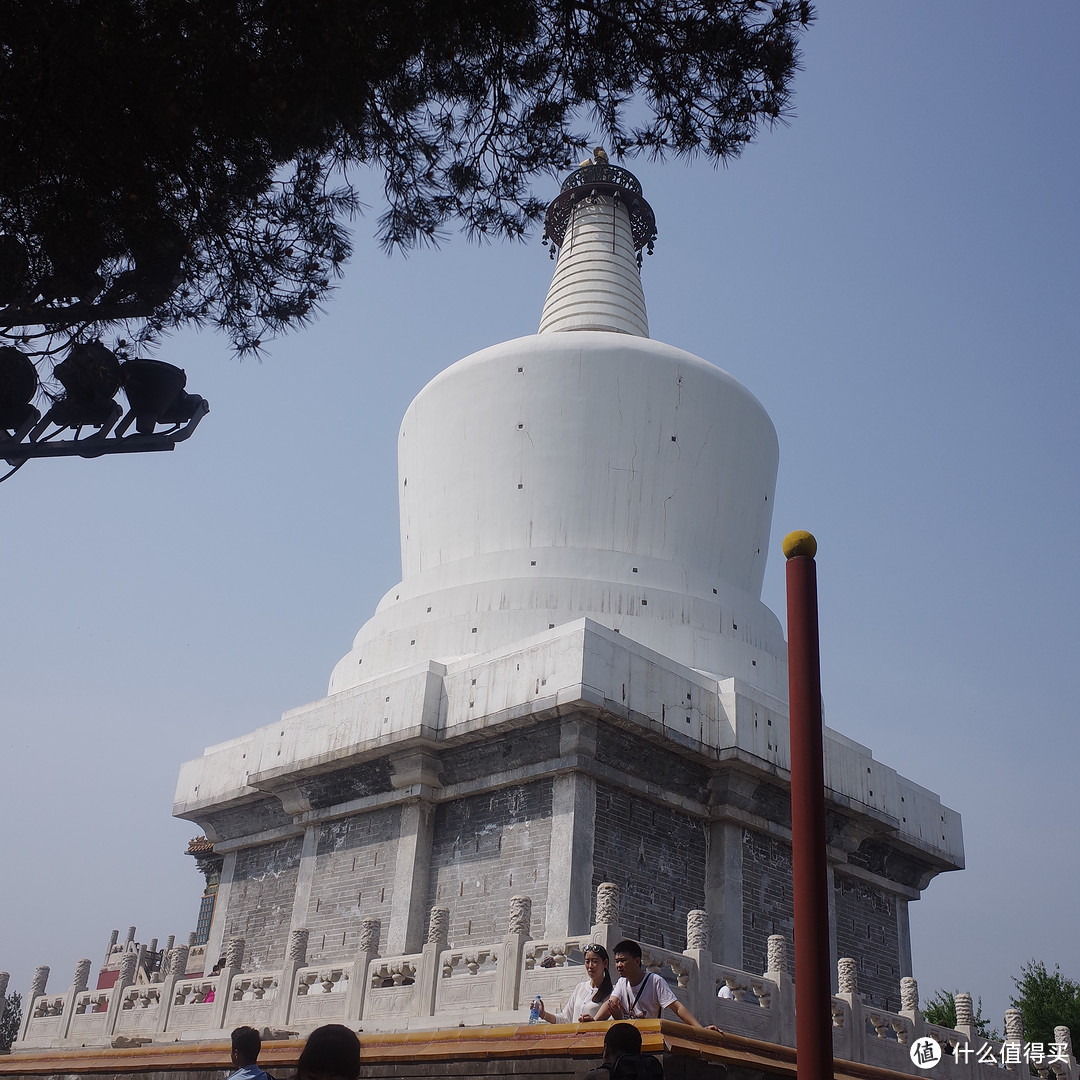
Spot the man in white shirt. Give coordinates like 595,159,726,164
584,939,718,1029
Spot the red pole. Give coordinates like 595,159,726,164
784,530,833,1080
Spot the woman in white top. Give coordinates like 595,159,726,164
537,943,614,1024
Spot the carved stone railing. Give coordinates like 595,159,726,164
714,965,771,1006
291,964,351,1024
114,985,163,1035
232,972,280,1003
712,962,778,1041
435,946,500,1013
363,956,422,1021
226,971,280,1027
643,945,692,988
31,993,65,1018
297,967,350,996
441,947,499,979
23,994,66,1043
172,978,218,1006
522,938,592,971
519,937,592,1014
370,958,419,988
829,962,1021,1080
65,990,112,1040
9,893,1080,1080
866,1005,913,1044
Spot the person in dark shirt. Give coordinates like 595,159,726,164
227,1026,268,1080
582,1022,664,1079
296,1024,361,1080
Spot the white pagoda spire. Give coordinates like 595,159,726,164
538,156,656,337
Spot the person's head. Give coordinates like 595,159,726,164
583,942,613,1002
297,1024,361,1080
230,1026,261,1067
603,1022,643,1063
613,939,644,983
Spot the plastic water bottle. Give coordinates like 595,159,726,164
529,997,541,1024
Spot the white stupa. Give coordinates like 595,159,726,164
174,163,962,1015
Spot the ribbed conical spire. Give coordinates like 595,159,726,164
538,160,656,337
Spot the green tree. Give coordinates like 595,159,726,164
0,991,21,1052
922,989,998,1040
1,0,811,389
1011,961,1080,1052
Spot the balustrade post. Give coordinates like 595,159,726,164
271,929,308,1028
764,935,795,1047
157,936,175,982
953,991,977,1045
101,930,119,970
417,907,449,1017
682,910,712,1025
56,959,92,1040
836,958,863,1062
344,919,380,1022
590,883,622,955
157,946,189,1034
145,939,159,982
496,896,532,1013
899,976,923,1046
1005,1010,1025,1075
1053,1026,1076,1080
212,937,245,1030
104,952,138,1037
18,965,50,1043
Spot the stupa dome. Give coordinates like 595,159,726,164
330,163,785,698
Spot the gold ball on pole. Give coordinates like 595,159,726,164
782,530,817,560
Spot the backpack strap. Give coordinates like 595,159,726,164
628,971,663,1017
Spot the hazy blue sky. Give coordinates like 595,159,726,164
3,3,1077,1030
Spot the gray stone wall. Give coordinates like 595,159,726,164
220,837,303,969
296,759,395,810
741,829,794,975
201,799,292,842
592,782,707,951
426,779,553,943
833,872,901,1009
596,727,712,806
304,807,401,964
438,726,561,787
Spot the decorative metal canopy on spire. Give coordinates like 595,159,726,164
542,156,657,257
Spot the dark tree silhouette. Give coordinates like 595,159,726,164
1,0,811,387
0,991,21,1052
